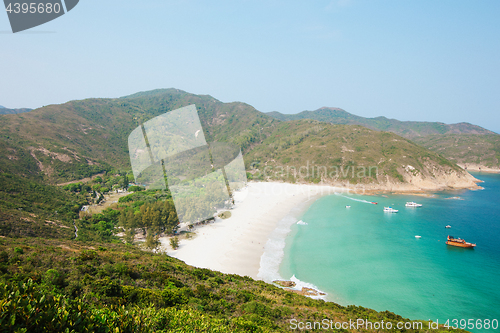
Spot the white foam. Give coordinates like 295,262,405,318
257,214,296,282
296,220,308,225
290,275,328,300
336,193,373,204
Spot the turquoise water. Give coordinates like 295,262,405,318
280,173,500,332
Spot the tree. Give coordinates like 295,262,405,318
150,208,161,235
170,236,179,250
145,231,160,250
166,205,179,235
122,172,129,188
124,209,137,244
128,185,143,192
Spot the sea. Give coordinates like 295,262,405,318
277,173,500,332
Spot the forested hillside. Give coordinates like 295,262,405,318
267,107,500,169
0,89,478,188
0,89,478,331
0,237,466,332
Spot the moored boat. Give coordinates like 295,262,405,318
446,235,476,248
383,207,398,213
405,202,422,207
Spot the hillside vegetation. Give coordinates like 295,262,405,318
267,107,494,139
0,89,481,240
413,134,500,169
0,106,32,115
0,89,479,331
0,90,480,237
245,119,471,188
0,89,277,184
0,237,466,332
0,89,477,189
268,107,500,169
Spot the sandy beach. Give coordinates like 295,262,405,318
162,182,341,280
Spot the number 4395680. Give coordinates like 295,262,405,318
444,319,498,330
5,2,62,14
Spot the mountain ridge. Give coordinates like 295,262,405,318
267,107,495,138
0,106,32,115
267,107,500,169
0,89,480,192
0,89,482,332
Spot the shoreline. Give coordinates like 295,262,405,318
164,182,341,280
163,177,488,283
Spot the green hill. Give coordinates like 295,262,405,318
0,88,481,243
267,107,494,138
413,134,500,169
0,89,476,187
0,107,32,115
0,236,464,332
0,89,478,230
0,89,478,331
267,107,499,169
0,88,480,231
244,119,479,190
0,89,278,184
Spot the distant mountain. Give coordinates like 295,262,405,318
0,91,485,332
0,89,277,184
267,107,494,138
268,107,500,169
0,88,483,261
413,134,500,170
0,106,32,115
0,89,478,191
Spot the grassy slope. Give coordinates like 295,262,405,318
0,237,466,332
0,107,32,115
246,119,462,185
267,108,494,138
0,89,474,236
0,90,476,331
413,134,500,168
0,89,468,186
0,89,278,184
267,108,499,168
0,173,86,239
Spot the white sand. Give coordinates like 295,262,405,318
162,182,342,280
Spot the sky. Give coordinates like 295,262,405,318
1,0,499,132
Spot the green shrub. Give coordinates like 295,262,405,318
128,185,144,192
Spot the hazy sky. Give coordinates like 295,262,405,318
1,1,499,132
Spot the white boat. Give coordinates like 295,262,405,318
346,205,351,208
383,207,398,213
415,235,422,239
405,202,422,207
445,225,451,228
